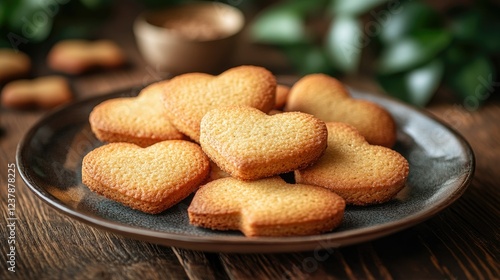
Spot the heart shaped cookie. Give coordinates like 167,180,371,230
89,81,185,147
188,177,345,236
200,106,328,180
285,74,396,147
82,140,210,214
295,122,409,205
162,65,276,142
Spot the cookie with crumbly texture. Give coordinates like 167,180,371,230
188,177,345,237
200,106,327,180
82,140,210,214
162,65,276,142
89,81,185,147
295,122,409,205
285,74,396,147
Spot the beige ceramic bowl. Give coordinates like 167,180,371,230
134,2,245,74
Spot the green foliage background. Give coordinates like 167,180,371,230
251,0,500,106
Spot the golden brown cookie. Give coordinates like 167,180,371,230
0,49,31,83
89,81,185,147
47,39,125,74
295,122,409,205
162,65,276,142
274,84,290,110
285,74,396,147
82,140,210,214
200,106,327,180
1,75,72,109
188,177,345,237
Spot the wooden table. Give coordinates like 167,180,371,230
1,3,499,279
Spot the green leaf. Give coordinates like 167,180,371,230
251,9,307,45
1,1,19,28
8,1,54,43
330,0,389,16
0,2,7,26
79,0,112,10
378,59,444,106
378,1,439,44
325,16,363,73
443,44,467,67
451,10,480,42
451,9,500,53
250,0,326,45
284,45,333,75
445,55,495,108
377,30,452,75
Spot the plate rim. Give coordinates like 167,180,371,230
16,86,475,253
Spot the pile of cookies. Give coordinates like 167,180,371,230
82,65,409,237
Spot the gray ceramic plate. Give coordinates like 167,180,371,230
17,87,474,253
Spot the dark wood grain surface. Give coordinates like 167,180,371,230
1,2,499,279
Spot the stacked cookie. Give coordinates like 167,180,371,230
82,65,409,237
